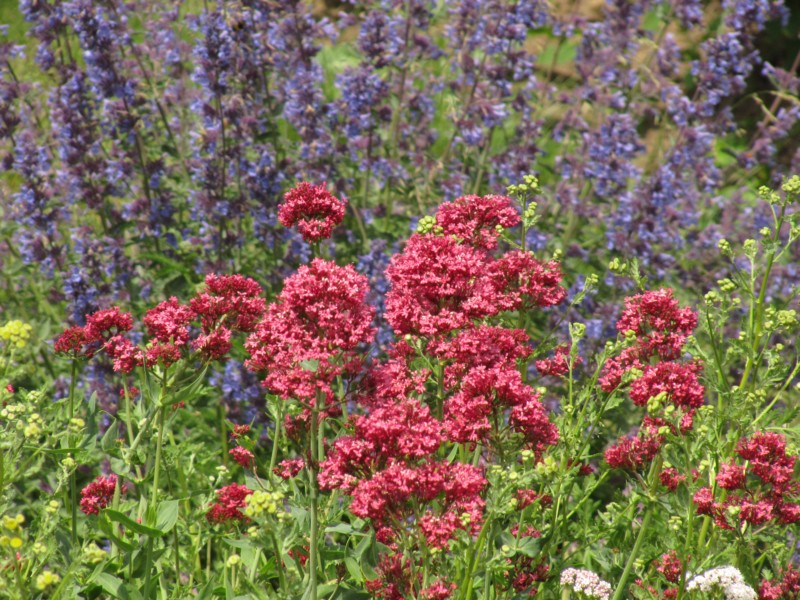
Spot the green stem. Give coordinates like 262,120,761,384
68,361,78,547
271,533,288,594
219,403,229,466
611,507,653,600
612,456,661,600
305,391,322,600
144,399,167,598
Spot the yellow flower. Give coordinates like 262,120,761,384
0,320,33,349
36,571,61,590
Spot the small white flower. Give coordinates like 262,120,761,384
686,566,756,600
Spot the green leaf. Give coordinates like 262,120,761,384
156,500,179,534
97,514,138,552
104,509,164,538
93,573,126,599
344,557,363,583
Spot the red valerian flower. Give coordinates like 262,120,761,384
656,551,684,583
206,483,252,524
144,297,194,346
80,474,121,515
488,250,567,311
274,458,305,479
54,326,90,357
278,181,346,243
190,274,266,359
428,325,532,388
229,446,255,468
615,288,698,361
716,462,746,490
435,194,520,250
84,307,134,340
628,361,705,409
535,344,581,377
659,468,686,492
760,564,800,600
245,259,375,402
104,335,143,373
385,233,498,336
55,307,135,359
605,421,664,470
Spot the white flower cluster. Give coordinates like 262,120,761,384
560,568,613,600
686,566,757,600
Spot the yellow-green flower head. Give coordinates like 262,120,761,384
36,570,61,591
83,543,108,565
243,490,285,517
0,320,33,349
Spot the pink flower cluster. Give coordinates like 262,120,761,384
245,259,375,404
759,565,800,600
55,275,266,372
80,474,122,515
693,432,800,529
386,194,566,337
278,181,346,243
365,553,455,600
206,483,252,524
602,289,703,471
320,397,485,549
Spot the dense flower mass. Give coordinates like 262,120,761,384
278,182,346,243
245,259,375,401
693,432,800,529
80,474,121,515
386,194,566,336
7,0,800,595
434,194,520,249
206,483,252,524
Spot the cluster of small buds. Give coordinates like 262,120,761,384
507,174,540,197
685,566,757,600
779,176,800,205
243,490,286,519
83,542,108,565
23,412,43,438
559,568,613,599
0,403,25,421
0,320,33,349
0,513,25,550
35,570,61,591
416,215,441,235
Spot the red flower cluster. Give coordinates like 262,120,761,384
55,307,144,373
245,259,375,403
229,446,254,468
693,432,800,529
56,274,264,373
80,474,121,515
206,483,252,524
190,274,266,359
604,418,665,471
55,307,135,360
759,565,800,599
435,193,520,250
143,297,195,366
599,288,699,393
602,289,703,471
278,181,346,243
386,195,565,337
320,397,485,548
655,551,684,583
535,344,581,377
365,550,456,599
274,458,305,480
